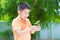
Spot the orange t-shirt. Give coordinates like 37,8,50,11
12,16,33,40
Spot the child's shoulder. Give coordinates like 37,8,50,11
26,18,31,22
26,18,29,21
12,18,17,24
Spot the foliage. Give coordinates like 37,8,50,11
0,0,60,26
0,30,13,40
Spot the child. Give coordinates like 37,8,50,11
12,2,41,40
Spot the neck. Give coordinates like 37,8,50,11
18,15,27,21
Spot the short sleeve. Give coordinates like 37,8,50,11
12,19,21,32
27,19,32,27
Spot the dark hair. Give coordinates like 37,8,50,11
18,2,30,11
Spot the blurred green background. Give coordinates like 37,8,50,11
0,0,60,40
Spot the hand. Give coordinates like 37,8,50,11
31,25,41,31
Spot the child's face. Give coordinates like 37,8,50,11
18,9,30,19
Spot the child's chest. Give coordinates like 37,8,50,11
20,20,30,30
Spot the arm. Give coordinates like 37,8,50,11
14,27,31,35
12,20,32,36
27,19,41,34
27,19,36,34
